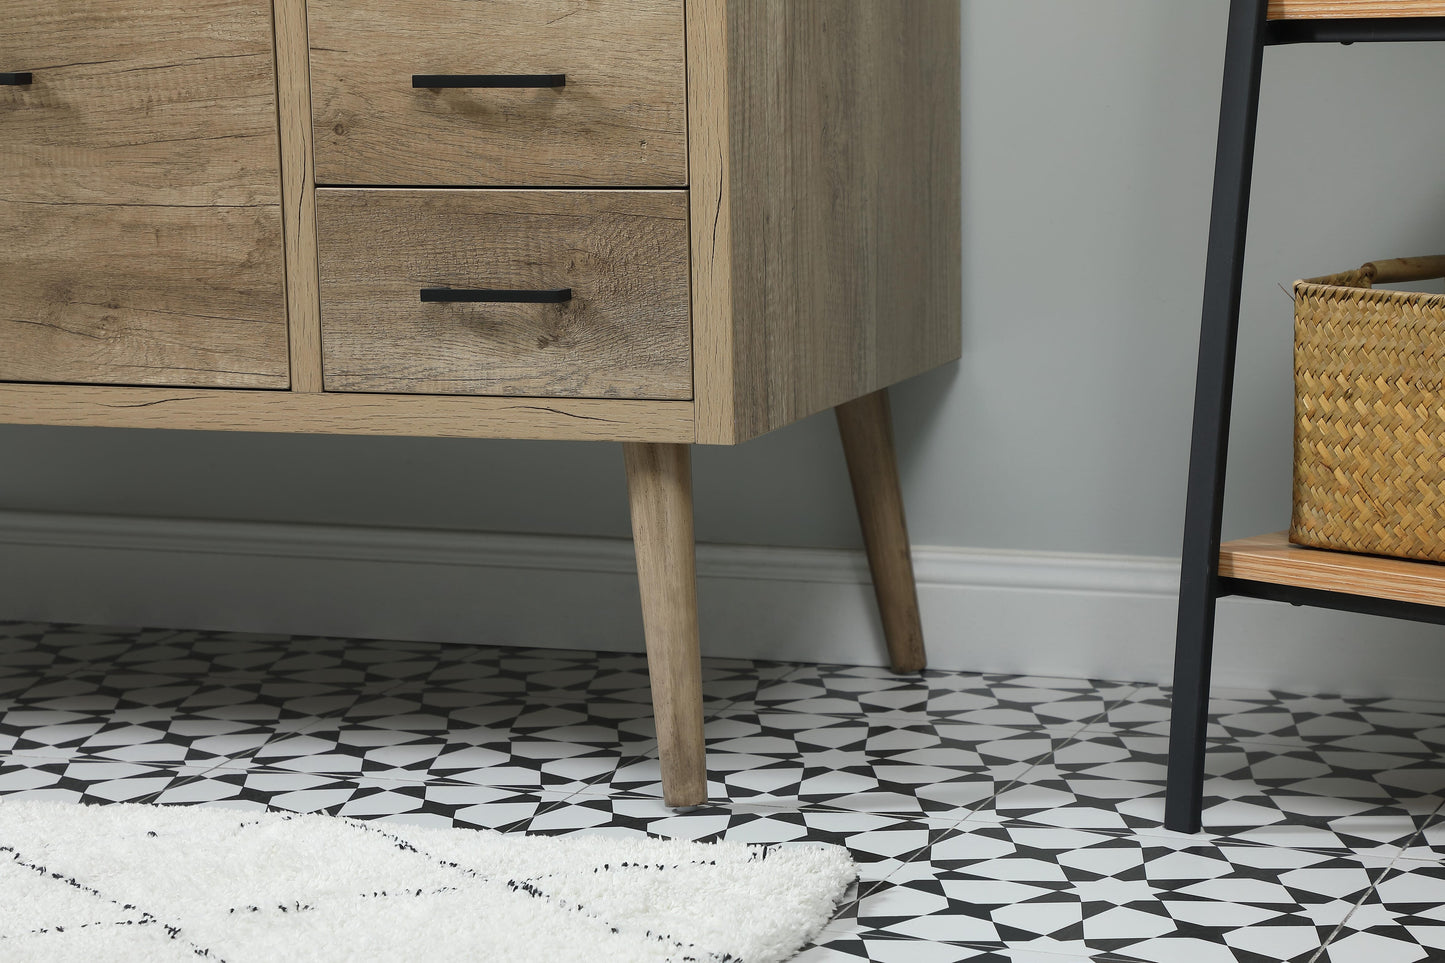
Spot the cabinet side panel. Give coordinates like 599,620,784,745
686,0,738,443
700,0,961,444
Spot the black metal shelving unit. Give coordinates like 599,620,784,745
1166,0,1445,834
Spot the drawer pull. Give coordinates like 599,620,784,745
411,74,566,89
420,288,573,304
0,72,33,86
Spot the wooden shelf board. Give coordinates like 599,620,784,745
1269,1,1445,19
1220,531,1445,608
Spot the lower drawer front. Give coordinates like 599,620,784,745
315,189,691,399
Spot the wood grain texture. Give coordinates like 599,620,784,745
685,0,735,445
309,0,687,187
689,0,962,445
0,0,289,388
1221,532,1445,607
274,0,324,392
316,189,692,400
1268,1,1445,18
836,390,926,673
624,442,706,807
0,384,694,442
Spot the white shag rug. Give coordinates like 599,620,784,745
0,800,856,963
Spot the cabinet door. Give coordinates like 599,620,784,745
0,0,290,389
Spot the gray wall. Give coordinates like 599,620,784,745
3,1,1445,561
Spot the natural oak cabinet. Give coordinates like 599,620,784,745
0,0,961,808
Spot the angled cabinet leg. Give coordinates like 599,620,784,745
835,388,927,674
624,442,707,807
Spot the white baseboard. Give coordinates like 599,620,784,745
0,510,1440,699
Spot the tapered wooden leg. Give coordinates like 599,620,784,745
623,442,707,807
835,388,927,673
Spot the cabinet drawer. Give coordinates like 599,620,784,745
309,0,686,187
0,0,289,389
316,190,691,399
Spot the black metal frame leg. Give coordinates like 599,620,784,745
1164,0,1268,834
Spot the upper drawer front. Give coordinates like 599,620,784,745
0,0,290,389
0,0,281,207
316,189,692,399
309,0,687,187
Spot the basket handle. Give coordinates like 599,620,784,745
1360,256,1445,284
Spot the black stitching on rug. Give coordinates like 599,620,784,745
345,817,746,963
0,844,227,960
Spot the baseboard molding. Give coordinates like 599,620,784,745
0,510,1440,698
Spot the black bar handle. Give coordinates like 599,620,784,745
421,288,573,304
0,73,33,86
412,74,565,89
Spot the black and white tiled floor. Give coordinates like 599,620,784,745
1,621,1443,962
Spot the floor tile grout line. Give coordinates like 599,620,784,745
135,736,282,806
1308,793,1445,959
810,683,1153,935
889,689,1153,863
1308,848,1411,962
943,686,1139,823
1103,681,1148,712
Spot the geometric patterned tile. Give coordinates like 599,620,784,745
169,677,366,735
5,619,1445,963
512,788,952,881
0,754,194,805
794,940,1038,962
0,624,478,693
0,622,182,674
148,631,482,690
843,942,1075,962
243,690,660,792
1317,860,1445,963
987,728,1445,857
584,650,799,712
0,675,357,766
143,766,568,832
1112,685,1445,755
762,664,1135,728
601,709,1076,819
856,822,1393,962
1396,805,1445,863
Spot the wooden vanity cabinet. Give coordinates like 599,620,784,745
0,0,962,808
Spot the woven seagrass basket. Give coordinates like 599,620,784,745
1292,256,1445,562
